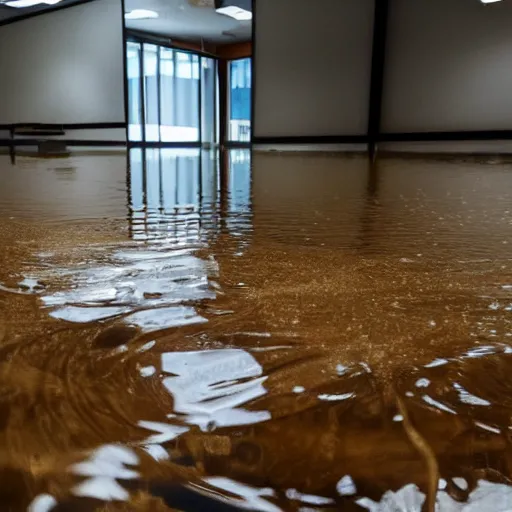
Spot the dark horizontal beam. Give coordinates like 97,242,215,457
0,139,126,147
127,141,203,149
379,130,512,142
251,131,512,146
3,132,511,149
252,135,368,145
0,122,126,131
126,30,219,60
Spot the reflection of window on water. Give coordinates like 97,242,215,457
127,41,217,144
129,149,219,245
227,150,252,236
229,150,251,213
129,149,252,245
229,58,252,142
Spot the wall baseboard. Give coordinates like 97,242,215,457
380,130,512,142
0,140,126,147
0,122,126,131
127,141,203,149
252,135,368,145
378,150,512,162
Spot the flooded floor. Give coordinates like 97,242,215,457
0,149,511,511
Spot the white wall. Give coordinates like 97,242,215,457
253,0,374,138
0,0,125,126
382,0,512,134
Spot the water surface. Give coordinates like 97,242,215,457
0,149,511,511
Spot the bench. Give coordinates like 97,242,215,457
10,125,70,162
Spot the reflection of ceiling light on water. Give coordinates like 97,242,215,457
216,5,252,21
124,9,159,19
34,246,216,330
161,349,270,431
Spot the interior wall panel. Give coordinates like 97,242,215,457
253,0,375,138
382,0,512,134
0,0,125,127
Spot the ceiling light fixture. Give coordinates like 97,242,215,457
5,0,61,7
480,0,503,3
124,9,159,20
216,5,252,21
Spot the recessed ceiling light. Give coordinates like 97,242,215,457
5,0,61,7
124,9,159,20
216,5,252,21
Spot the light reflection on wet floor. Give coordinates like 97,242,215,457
0,149,512,510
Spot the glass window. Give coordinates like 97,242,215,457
127,42,142,142
159,47,175,142
201,57,216,145
160,49,200,143
143,44,159,142
127,41,218,145
229,58,252,142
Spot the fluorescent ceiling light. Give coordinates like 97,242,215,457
6,0,61,7
480,0,503,3
216,5,252,21
124,9,159,20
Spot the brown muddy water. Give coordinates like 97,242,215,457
0,149,511,511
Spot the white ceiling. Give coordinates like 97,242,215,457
124,0,252,43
